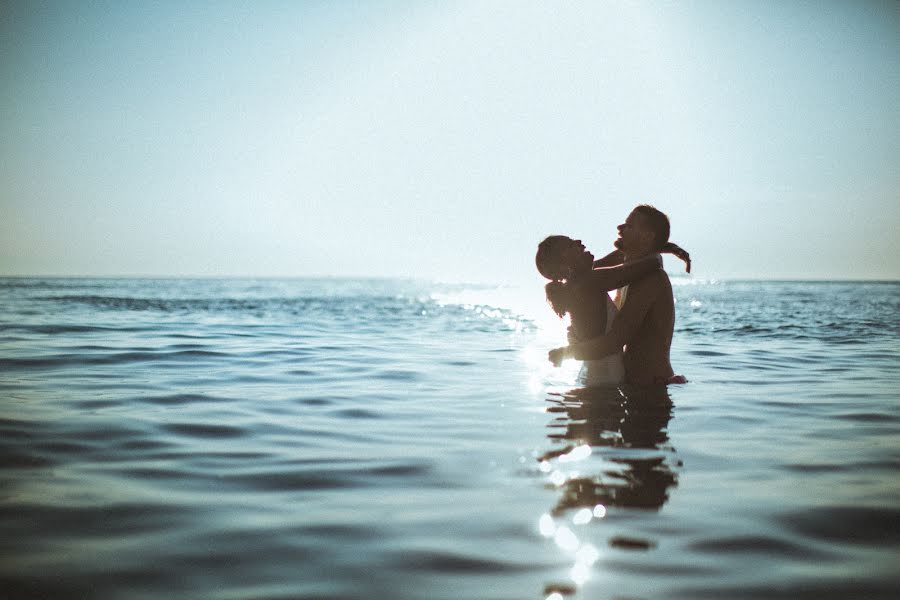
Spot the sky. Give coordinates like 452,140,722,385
2,0,898,282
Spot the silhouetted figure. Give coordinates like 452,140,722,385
549,205,690,386
536,233,688,386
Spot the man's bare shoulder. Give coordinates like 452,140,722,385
627,268,669,295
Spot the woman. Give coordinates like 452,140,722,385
535,236,689,386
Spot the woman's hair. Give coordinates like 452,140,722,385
536,235,574,318
535,235,571,281
544,280,570,318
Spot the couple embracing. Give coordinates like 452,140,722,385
536,205,690,388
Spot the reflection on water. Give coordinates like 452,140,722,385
537,385,681,595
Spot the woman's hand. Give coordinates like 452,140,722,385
662,242,691,273
548,346,568,367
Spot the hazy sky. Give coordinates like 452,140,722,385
2,1,898,281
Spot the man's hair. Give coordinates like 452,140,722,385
633,204,670,251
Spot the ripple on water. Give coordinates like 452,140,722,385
388,550,536,574
332,408,382,419
831,411,900,423
161,423,248,439
136,393,237,406
74,399,122,410
686,534,835,559
688,349,729,357
373,369,422,381
0,450,55,469
287,368,318,376
222,470,357,492
0,418,42,440
115,439,174,452
671,579,900,600
221,461,433,492
1,502,194,538
776,505,900,547
601,558,723,576
295,397,333,406
0,349,229,370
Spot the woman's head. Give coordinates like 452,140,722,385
536,235,594,318
536,235,594,281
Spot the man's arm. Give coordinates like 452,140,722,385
549,273,662,363
586,253,661,292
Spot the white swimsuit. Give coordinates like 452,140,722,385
577,293,625,387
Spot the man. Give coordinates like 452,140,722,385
548,205,687,386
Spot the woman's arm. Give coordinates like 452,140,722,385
662,242,691,273
550,322,624,365
584,253,661,292
592,249,624,269
549,272,662,364
595,244,690,272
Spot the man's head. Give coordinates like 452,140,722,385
536,235,594,281
615,204,670,255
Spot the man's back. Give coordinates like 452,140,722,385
620,270,675,385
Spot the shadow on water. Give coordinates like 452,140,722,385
536,385,681,597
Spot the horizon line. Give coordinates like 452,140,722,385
0,274,898,284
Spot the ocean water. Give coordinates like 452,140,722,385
1,277,898,600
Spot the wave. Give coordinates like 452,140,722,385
0,324,152,334
0,349,229,370
39,294,407,312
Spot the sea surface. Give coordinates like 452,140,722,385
1,277,898,600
